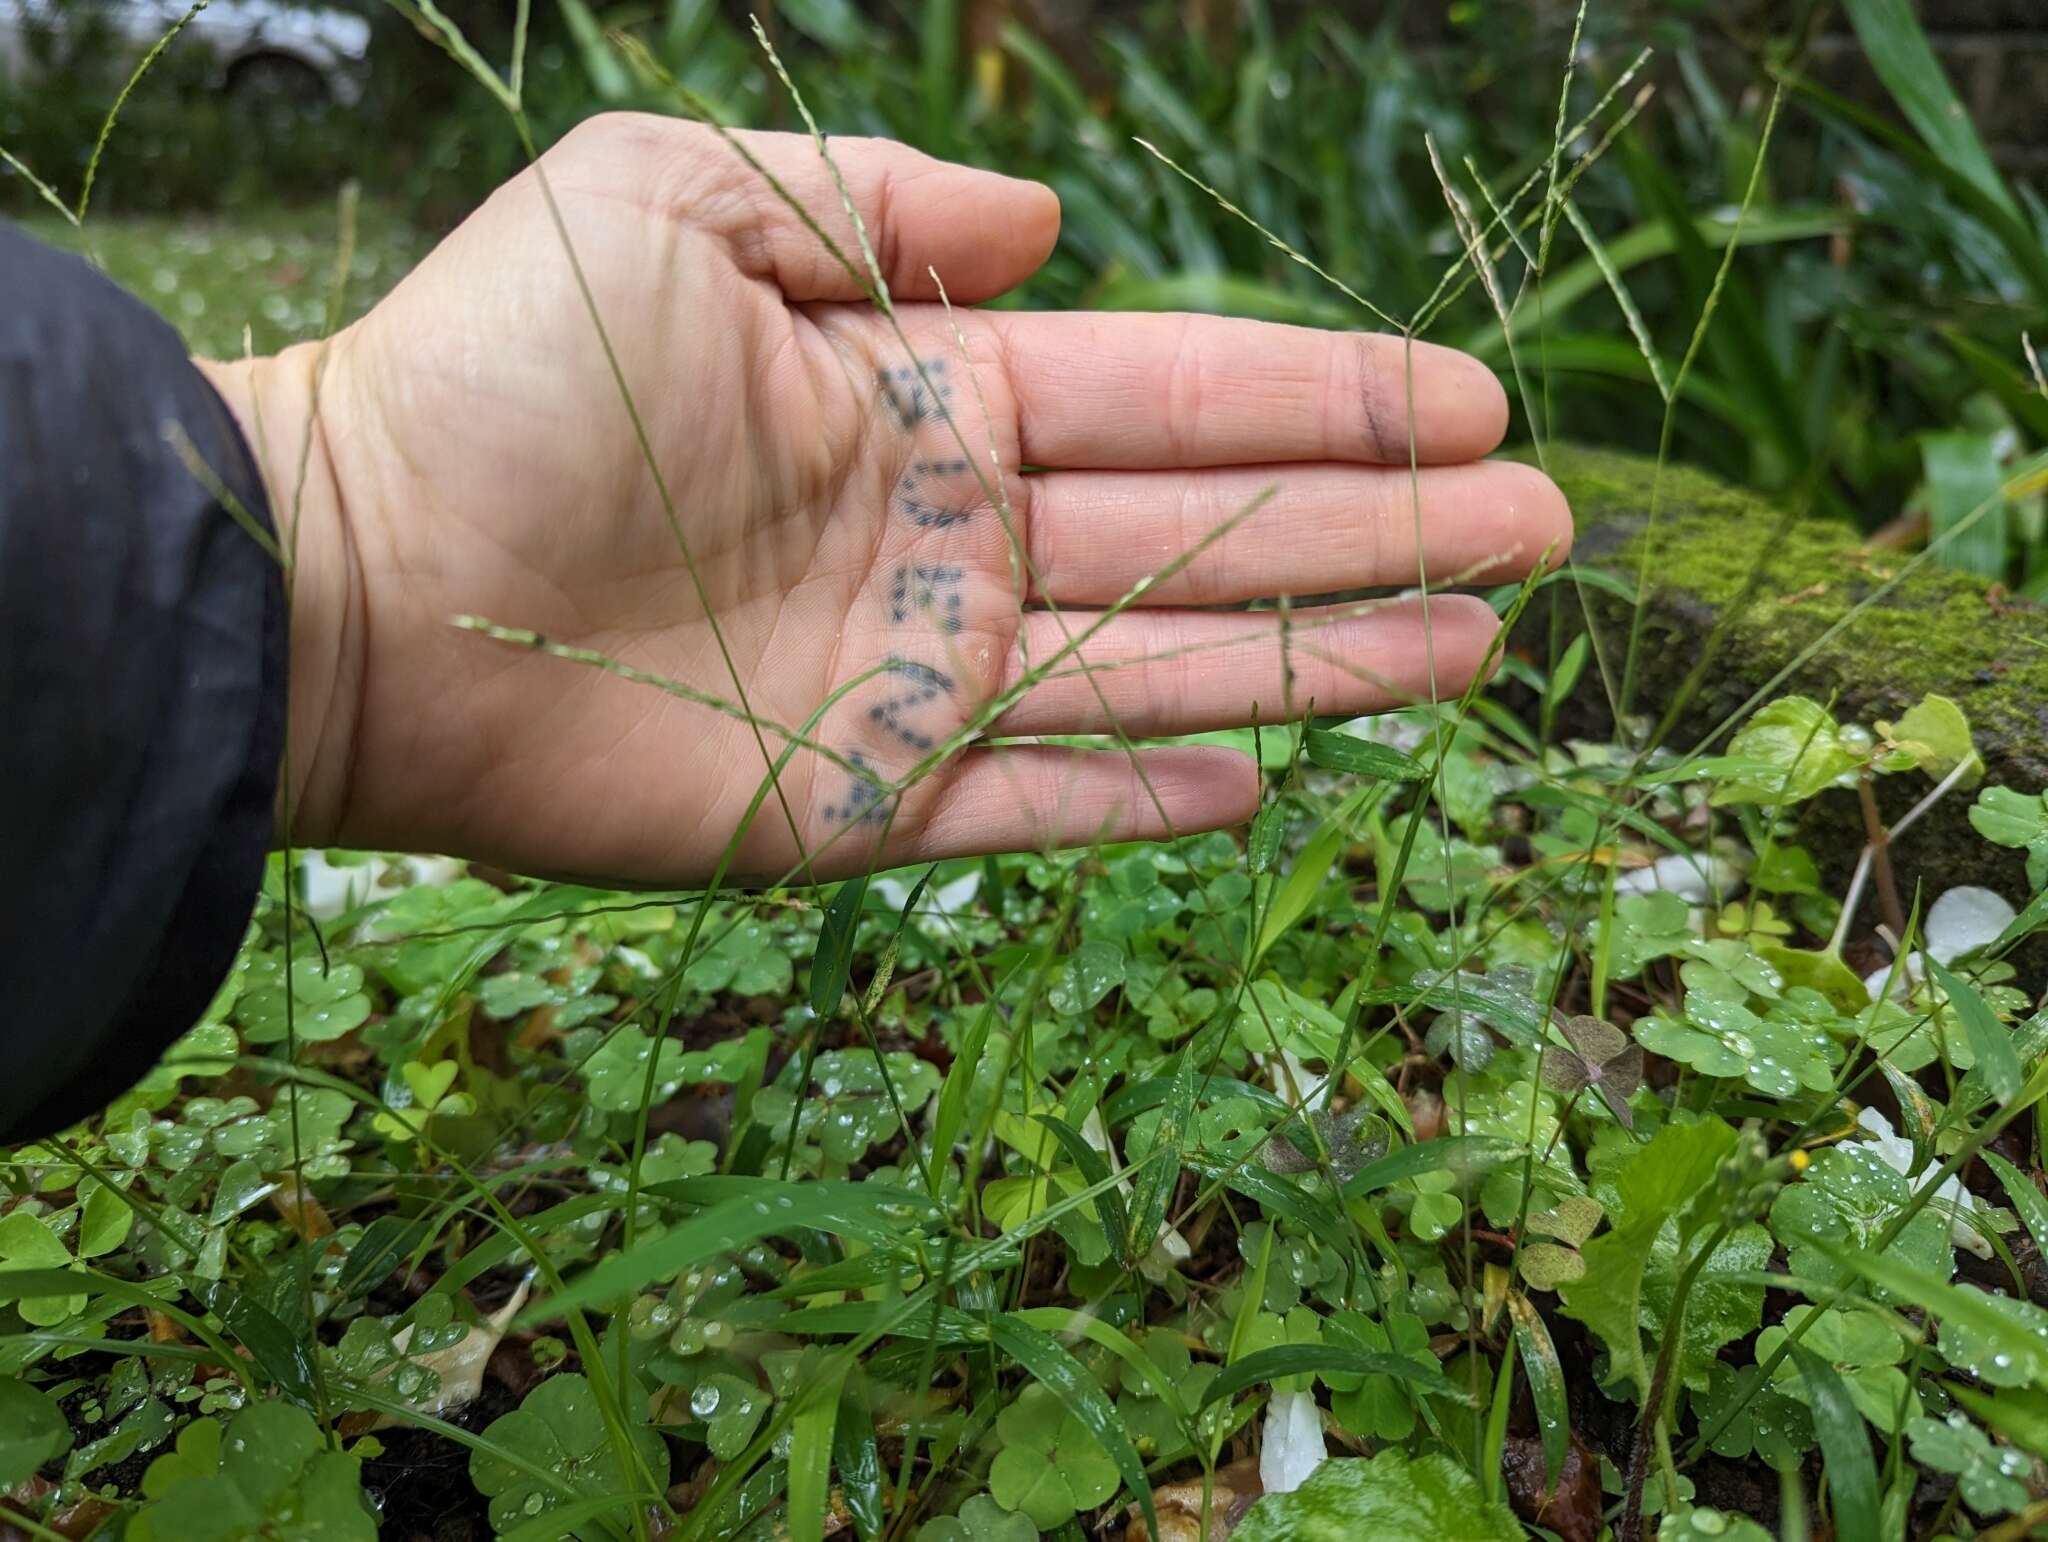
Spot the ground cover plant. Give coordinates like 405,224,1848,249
6,1,2048,1539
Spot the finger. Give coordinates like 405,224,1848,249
910,745,1259,858
582,116,1060,303
1025,459,1571,605
985,311,1507,468
996,594,1501,737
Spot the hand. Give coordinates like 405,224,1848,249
202,114,1569,885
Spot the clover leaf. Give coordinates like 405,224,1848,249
1049,940,1126,1016
130,1402,376,1541
1875,694,1979,782
680,1373,767,1460
1760,1306,1916,1431
1970,785,2048,888
1325,1309,1433,1441
582,1028,691,1113
915,1495,1037,1542
235,956,372,1044
370,1059,476,1143
1604,891,1694,981
470,1373,669,1537
212,1088,355,1180
0,1211,83,1325
1233,979,1345,1066
1540,1016,1644,1126
1694,1361,1814,1471
1635,966,1838,1100
1516,1196,1602,1292
1659,1507,1776,1540
986,1384,1118,1530
754,1050,941,1164
1907,1412,2030,1516
682,915,794,997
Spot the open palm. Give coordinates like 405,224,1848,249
266,114,1569,883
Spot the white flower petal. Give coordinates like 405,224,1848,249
299,851,372,921
1926,886,2016,965
1259,1390,1327,1496
1857,1108,1988,1261
1613,853,1743,906
1083,1110,1189,1274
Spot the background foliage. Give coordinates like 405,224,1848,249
5,1,2048,1540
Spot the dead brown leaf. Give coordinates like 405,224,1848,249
1124,1459,1264,1542
1503,1430,1603,1542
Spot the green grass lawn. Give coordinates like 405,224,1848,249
16,203,425,359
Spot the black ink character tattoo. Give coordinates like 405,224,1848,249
878,357,950,430
896,458,976,528
888,564,965,633
868,658,955,752
822,750,894,826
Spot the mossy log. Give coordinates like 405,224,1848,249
1532,447,2048,911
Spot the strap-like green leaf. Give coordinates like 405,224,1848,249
1790,1342,1882,1541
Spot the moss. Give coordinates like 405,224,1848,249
1533,447,2048,908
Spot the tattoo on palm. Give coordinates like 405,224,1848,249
824,357,986,830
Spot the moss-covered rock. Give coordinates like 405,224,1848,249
1536,447,2048,909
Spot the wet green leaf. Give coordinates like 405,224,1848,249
131,1402,376,1541
469,1374,667,1538
0,1376,70,1484
1231,1450,1520,1540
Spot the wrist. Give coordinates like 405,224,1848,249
193,342,364,850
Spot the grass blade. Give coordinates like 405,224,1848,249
787,1359,845,1542
1302,728,1429,781
811,877,868,1017
1125,1047,1198,1268
1341,1136,1529,1199
1508,1291,1570,1489
1840,0,2017,221
989,1313,1158,1539
521,1183,942,1326
1928,958,2024,1105
1199,1345,1460,1408
1035,1114,1134,1271
1186,1157,1354,1258
1821,1245,2048,1387
1789,1342,1882,1542
1982,1153,2048,1257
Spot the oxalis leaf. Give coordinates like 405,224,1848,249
470,1373,667,1538
1558,1116,1737,1398
130,1401,377,1542
1229,1450,1520,1541
987,1314,1157,1538
1819,1244,2048,1389
1539,1015,1643,1127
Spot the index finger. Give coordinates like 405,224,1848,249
982,311,1508,469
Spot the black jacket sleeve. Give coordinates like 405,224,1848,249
1,222,286,1143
